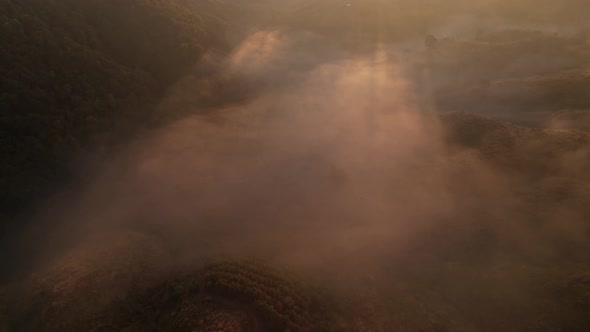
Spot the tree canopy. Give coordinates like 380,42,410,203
0,0,228,228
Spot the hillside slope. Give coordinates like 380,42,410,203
0,0,228,229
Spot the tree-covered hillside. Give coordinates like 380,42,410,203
0,0,228,228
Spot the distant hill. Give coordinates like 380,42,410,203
442,111,590,178
265,0,589,44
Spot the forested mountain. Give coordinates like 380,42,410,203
0,0,229,228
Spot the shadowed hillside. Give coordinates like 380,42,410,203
0,0,231,233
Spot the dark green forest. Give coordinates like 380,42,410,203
0,0,228,225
